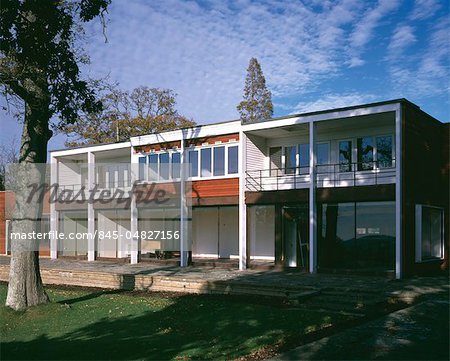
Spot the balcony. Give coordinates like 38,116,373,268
245,160,396,192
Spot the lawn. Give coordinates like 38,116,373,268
0,284,354,360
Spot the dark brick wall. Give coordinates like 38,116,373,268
402,103,449,276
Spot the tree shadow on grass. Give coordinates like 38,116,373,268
1,292,333,361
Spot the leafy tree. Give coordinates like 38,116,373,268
237,57,273,123
63,86,196,147
0,0,110,310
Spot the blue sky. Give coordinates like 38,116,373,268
1,0,449,151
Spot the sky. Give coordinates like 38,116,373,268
1,0,449,151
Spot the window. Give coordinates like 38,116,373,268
416,205,444,261
269,147,282,177
320,201,395,269
148,154,158,181
299,143,309,174
201,148,212,177
339,140,352,172
357,137,374,171
376,136,393,168
228,146,238,174
172,152,181,179
213,146,225,176
285,146,297,175
159,153,170,180
317,143,329,165
188,150,199,177
138,157,146,181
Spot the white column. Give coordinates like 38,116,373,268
239,130,247,270
309,121,317,273
180,131,189,267
50,155,58,259
87,151,96,261
130,157,139,264
395,104,402,279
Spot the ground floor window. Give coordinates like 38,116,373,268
319,201,395,270
415,205,444,262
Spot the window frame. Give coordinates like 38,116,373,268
415,204,445,263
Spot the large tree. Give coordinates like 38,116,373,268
0,0,110,310
237,57,273,123
63,86,196,147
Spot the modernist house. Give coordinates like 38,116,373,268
4,99,446,279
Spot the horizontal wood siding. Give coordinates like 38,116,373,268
246,134,266,171
191,178,239,199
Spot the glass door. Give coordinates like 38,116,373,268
282,206,309,269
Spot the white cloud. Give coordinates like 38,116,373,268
387,24,417,59
409,0,441,20
290,93,377,114
348,0,401,67
387,16,449,97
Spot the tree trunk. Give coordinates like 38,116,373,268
6,100,51,310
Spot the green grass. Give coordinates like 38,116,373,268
0,284,353,360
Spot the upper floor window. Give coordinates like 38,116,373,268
201,148,212,177
376,136,393,168
357,137,374,171
188,150,199,177
339,140,352,172
285,146,297,175
213,146,225,176
228,146,239,174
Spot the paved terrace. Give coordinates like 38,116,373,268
0,256,448,315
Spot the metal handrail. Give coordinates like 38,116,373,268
245,159,396,191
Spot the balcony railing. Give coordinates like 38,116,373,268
246,159,396,192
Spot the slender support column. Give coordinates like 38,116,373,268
239,130,248,270
180,132,189,267
309,121,317,273
395,105,403,279
50,156,58,259
130,193,139,264
130,159,139,264
87,152,96,261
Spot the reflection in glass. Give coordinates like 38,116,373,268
299,143,309,174
339,140,352,172
188,150,198,177
319,201,395,270
285,146,297,174
228,146,238,174
148,154,158,181
201,148,212,177
376,136,393,168
357,137,374,170
213,146,225,176
171,152,180,179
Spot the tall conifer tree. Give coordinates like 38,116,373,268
237,58,273,123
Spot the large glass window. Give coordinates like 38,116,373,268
357,137,374,171
376,136,393,168
213,146,225,176
171,152,181,179
339,140,352,172
228,146,238,174
319,201,395,270
201,148,212,177
417,205,444,261
188,150,199,177
299,143,309,174
285,146,297,175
